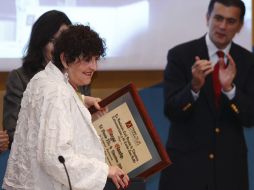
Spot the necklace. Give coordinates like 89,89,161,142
69,81,85,102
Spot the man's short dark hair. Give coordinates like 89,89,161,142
208,0,245,22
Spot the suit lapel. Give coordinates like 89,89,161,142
228,43,240,82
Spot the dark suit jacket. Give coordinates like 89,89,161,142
3,66,90,145
159,36,254,190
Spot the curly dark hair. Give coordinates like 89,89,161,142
22,10,71,79
52,24,106,71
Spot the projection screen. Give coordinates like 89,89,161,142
0,0,252,71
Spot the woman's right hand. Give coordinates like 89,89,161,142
108,165,129,189
0,130,9,153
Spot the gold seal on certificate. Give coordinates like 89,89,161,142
89,83,171,179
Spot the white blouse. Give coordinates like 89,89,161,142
3,62,108,190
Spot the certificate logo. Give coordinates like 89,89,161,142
125,120,141,146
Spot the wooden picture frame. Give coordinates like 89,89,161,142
89,83,171,179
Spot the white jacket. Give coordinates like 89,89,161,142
3,62,108,190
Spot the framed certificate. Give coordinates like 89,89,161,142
89,83,171,179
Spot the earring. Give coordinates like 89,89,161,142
64,71,69,83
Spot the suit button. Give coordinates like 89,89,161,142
230,104,239,114
209,153,215,160
215,128,220,134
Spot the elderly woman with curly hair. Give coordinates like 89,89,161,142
3,24,129,190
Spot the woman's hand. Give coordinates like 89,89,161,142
83,96,101,109
83,96,108,121
0,130,9,153
108,166,129,190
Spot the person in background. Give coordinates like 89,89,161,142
3,24,129,190
159,0,254,190
3,10,90,146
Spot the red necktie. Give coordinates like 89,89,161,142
212,51,224,108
